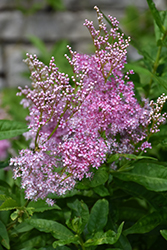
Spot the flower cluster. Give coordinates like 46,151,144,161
10,6,167,205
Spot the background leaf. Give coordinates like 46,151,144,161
147,0,166,33
27,199,61,212
0,220,10,249
0,120,28,140
87,199,109,233
84,222,124,247
124,208,167,235
160,229,167,241
27,218,75,240
113,160,167,192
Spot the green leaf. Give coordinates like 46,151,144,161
66,217,83,234
27,35,48,57
107,154,120,163
2,88,29,122
160,229,167,241
113,160,167,192
106,249,122,250
0,161,9,169
14,235,46,250
0,180,12,190
76,167,108,189
125,63,167,91
90,167,109,187
147,0,166,34
10,210,19,221
47,0,65,10
93,185,110,197
154,11,167,45
0,220,10,249
0,245,4,250
67,199,89,233
10,221,33,235
27,199,61,212
108,212,132,250
0,194,7,201
87,199,109,233
84,222,124,247
115,178,167,210
124,208,167,235
0,120,28,140
0,198,19,211
115,234,132,250
51,247,71,250
118,154,157,161
118,206,146,222
26,218,75,240
52,235,80,248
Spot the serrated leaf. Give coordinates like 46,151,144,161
0,220,10,249
0,198,19,211
113,160,167,192
87,199,109,233
124,208,167,235
0,120,28,140
84,222,124,247
26,218,75,240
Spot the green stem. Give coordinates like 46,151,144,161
147,31,167,97
147,46,162,97
46,104,68,141
24,199,30,207
79,235,86,250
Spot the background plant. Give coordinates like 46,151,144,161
0,1,167,250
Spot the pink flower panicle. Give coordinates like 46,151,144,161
148,93,167,134
10,6,167,205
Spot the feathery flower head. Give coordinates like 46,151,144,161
10,7,167,205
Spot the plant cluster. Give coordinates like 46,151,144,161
1,0,167,249
9,6,167,206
